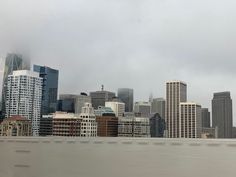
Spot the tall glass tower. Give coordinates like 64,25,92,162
1,53,30,116
212,92,233,138
34,65,59,115
117,88,134,112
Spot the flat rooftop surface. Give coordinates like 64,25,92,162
0,137,236,177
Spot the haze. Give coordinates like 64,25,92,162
0,0,236,124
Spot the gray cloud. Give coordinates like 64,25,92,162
1,0,236,123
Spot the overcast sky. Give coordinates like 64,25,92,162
1,0,236,123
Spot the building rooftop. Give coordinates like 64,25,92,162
3,115,29,122
11,70,40,77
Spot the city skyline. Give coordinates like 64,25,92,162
1,0,236,125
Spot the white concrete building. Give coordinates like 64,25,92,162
105,101,125,117
79,103,97,137
118,116,150,137
5,70,42,136
180,102,202,138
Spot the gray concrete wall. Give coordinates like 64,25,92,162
1,137,236,177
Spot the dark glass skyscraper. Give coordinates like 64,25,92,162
34,65,59,115
1,53,30,115
117,88,134,112
150,113,165,138
57,94,77,113
201,108,210,128
212,92,233,138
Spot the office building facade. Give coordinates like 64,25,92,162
74,93,91,114
39,115,53,136
57,94,77,113
96,115,118,137
94,106,116,117
180,102,202,138
201,108,211,128
166,81,187,138
151,98,165,119
105,101,125,117
149,113,165,138
5,70,42,136
52,112,81,137
90,90,116,109
34,65,59,115
212,92,233,138
117,88,134,112
118,116,150,137
134,102,151,118
0,115,32,136
79,103,97,137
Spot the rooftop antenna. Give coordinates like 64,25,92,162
101,85,104,91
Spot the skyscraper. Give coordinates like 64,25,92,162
90,89,116,109
5,70,42,136
151,98,165,119
180,102,202,138
117,88,134,112
201,108,210,128
166,81,187,138
212,92,233,138
34,65,59,115
1,53,30,115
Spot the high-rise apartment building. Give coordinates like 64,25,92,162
117,88,134,112
90,90,116,109
105,101,125,117
180,102,202,138
201,108,210,128
1,53,30,115
5,70,42,136
34,65,59,115
151,98,165,119
212,92,233,138
166,81,187,138
134,102,151,118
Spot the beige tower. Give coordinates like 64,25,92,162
180,102,202,138
166,81,187,138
